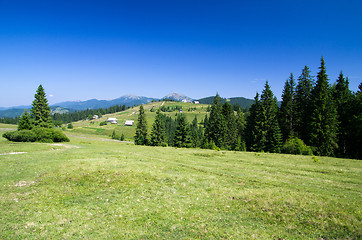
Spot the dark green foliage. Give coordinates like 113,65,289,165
246,82,282,153
349,83,362,159
279,73,295,141
173,114,191,148
3,128,69,143
309,57,338,156
260,82,282,153
150,109,166,146
236,108,246,140
3,130,36,142
246,93,264,152
99,121,108,126
134,105,148,145
31,85,53,128
120,133,125,141
281,137,313,155
67,123,73,129
332,72,354,157
18,110,32,131
234,136,246,151
111,129,121,140
205,94,225,148
197,96,254,109
294,66,315,143
222,101,237,150
160,105,182,112
190,116,203,148
163,115,177,146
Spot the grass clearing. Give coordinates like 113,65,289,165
0,124,361,239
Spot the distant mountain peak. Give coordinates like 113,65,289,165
163,93,193,102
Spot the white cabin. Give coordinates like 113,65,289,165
107,118,118,124
124,120,134,126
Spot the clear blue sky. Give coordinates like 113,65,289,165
1,0,361,107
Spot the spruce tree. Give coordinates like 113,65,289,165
245,93,264,151
222,101,237,149
173,114,190,148
205,93,225,148
333,72,354,157
236,107,246,142
31,85,53,128
260,82,282,153
150,109,166,146
348,82,362,159
18,110,32,130
134,105,148,145
190,116,203,148
295,66,314,143
309,57,338,156
279,73,295,142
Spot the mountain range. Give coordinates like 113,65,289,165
0,93,254,118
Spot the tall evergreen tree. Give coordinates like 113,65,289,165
294,66,314,143
150,109,166,146
190,116,203,148
31,85,53,128
260,81,282,153
309,57,338,156
236,107,246,141
173,114,190,148
134,105,148,145
222,101,238,149
18,110,32,130
332,72,354,157
349,82,362,159
279,73,295,142
245,93,265,151
205,93,225,148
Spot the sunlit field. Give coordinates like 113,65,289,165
0,123,361,239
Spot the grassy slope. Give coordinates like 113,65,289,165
68,101,209,141
0,124,361,239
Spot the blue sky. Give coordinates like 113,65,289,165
1,0,361,107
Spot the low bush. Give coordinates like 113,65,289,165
282,137,313,155
2,128,69,143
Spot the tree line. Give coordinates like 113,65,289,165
135,57,362,159
0,104,130,125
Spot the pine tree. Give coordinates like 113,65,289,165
134,105,148,145
222,101,237,149
31,85,53,128
190,116,203,148
236,107,246,143
332,72,354,157
150,109,166,146
205,93,225,148
295,66,314,143
18,110,32,130
309,57,338,156
173,114,190,148
279,73,295,142
348,82,362,159
260,82,282,153
246,93,265,151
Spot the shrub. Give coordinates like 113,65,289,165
2,128,69,143
282,137,313,155
3,130,36,142
99,121,108,126
67,123,73,129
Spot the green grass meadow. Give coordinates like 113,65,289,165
0,122,361,239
